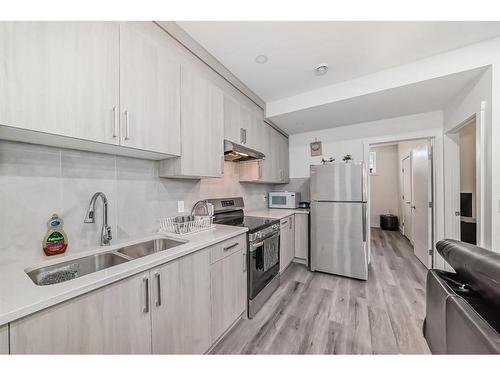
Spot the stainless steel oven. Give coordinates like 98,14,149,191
208,197,281,319
248,225,280,318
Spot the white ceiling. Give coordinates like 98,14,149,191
177,21,500,102
269,67,486,133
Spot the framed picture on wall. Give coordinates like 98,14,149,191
310,140,322,156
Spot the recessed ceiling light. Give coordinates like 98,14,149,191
255,55,268,64
315,63,329,76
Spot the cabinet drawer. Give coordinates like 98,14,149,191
210,234,246,264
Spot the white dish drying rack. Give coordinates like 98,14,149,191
158,215,215,235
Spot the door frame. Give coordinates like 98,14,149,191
363,129,442,269
444,106,485,248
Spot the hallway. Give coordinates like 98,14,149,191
211,228,430,354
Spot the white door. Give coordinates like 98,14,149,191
402,156,412,241
411,143,432,268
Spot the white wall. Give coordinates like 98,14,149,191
289,111,443,178
369,145,399,227
0,140,271,263
459,122,477,218
283,36,500,252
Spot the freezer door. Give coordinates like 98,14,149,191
310,163,366,202
310,201,368,280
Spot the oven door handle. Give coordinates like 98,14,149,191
250,241,264,250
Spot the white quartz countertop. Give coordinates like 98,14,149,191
246,208,309,220
0,224,247,326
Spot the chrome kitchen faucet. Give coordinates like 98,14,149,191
84,192,112,246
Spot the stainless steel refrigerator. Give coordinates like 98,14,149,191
310,162,369,280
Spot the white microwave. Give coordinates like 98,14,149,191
268,191,301,209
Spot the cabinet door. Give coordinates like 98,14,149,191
279,217,290,273
223,94,241,144
275,132,290,183
9,272,152,354
0,325,8,354
294,214,309,261
289,215,296,263
151,249,212,354
239,104,253,147
180,67,224,177
120,22,181,155
0,22,120,144
211,248,247,342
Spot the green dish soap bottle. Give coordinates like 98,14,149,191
43,213,68,256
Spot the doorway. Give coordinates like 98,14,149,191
445,116,483,247
369,138,434,268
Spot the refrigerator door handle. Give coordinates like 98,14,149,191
362,203,367,242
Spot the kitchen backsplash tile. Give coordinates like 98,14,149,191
0,140,273,261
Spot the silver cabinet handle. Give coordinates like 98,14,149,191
281,220,288,226
240,128,245,144
223,242,239,252
154,272,161,307
124,110,130,140
112,106,119,138
289,217,293,229
142,276,149,313
243,252,246,272
243,128,247,144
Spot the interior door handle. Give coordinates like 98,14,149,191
411,205,416,209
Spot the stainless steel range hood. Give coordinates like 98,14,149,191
224,140,265,162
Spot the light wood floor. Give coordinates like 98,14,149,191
210,228,430,354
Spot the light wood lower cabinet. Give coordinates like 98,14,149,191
7,235,248,354
9,272,152,354
0,325,8,354
151,248,211,354
279,215,295,273
294,214,309,262
210,248,247,343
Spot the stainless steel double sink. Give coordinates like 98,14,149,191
26,238,187,286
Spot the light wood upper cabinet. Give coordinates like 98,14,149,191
151,249,212,354
119,22,181,155
0,22,120,144
294,214,309,262
0,325,8,354
239,124,289,184
159,66,224,178
211,247,247,343
280,215,295,273
224,94,243,144
9,272,152,354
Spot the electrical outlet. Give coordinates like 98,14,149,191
177,201,184,213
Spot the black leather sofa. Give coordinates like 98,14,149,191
424,239,500,354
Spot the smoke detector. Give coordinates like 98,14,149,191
315,63,329,76
255,54,268,64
